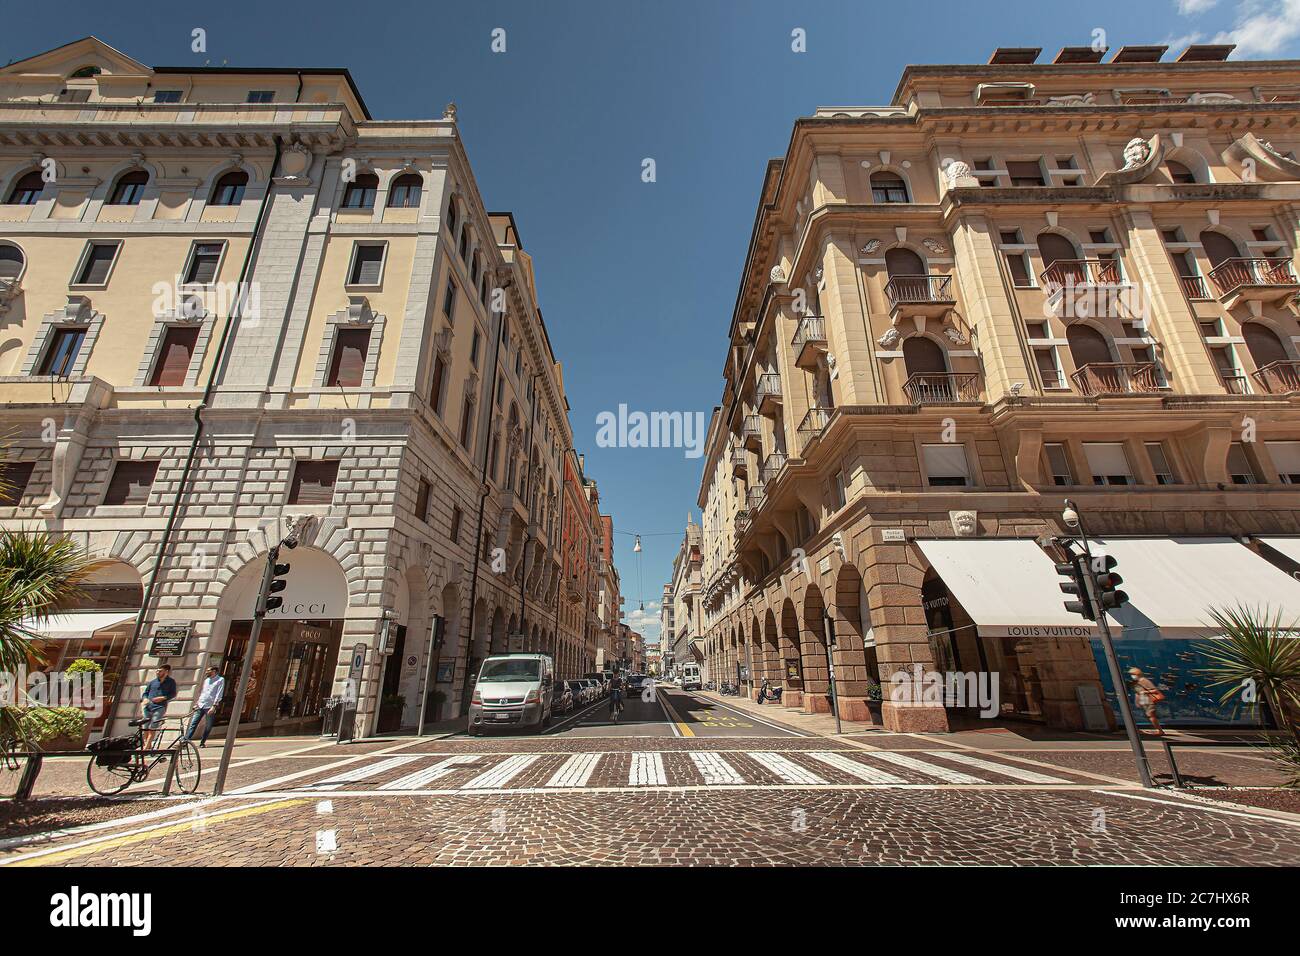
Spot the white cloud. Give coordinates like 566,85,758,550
1164,30,1206,53
1213,0,1300,56
1176,0,1219,14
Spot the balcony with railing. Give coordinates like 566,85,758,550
734,510,751,540
761,451,788,484
884,274,955,319
746,484,766,511
1070,362,1161,396
902,372,982,405
741,415,763,453
730,444,747,479
1252,360,1300,394
757,373,783,417
1219,372,1250,395
792,315,828,370
1207,257,1300,304
1039,258,1123,293
1178,275,1209,300
797,407,832,453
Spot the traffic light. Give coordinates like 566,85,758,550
1089,554,1129,613
264,557,291,612
1056,554,1095,620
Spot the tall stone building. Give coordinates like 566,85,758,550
662,516,703,680
699,44,1300,733
0,37,607,737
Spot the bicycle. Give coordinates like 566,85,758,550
609,690,624,723
86,711,202,796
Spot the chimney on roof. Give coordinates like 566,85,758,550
1176,44,1235,62
1053,46,1106,64
989,47,1041,65
1111,45,1168,63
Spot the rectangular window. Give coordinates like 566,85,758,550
1044,443,1073,486
183,242,224,284
471,329,482,368
450,505,463,544
103,460,159,506
488,433,500,482
326,328,370,388
152,90,182,104
1006,160,1045,187
1033,347,1064,389
922,444,971,487
459,399,475,450
1083,443,1134,485
348,243,385,286
415,478,432,523
429,353,447,416
148,325,200,387
831,470,846,510
38,328,86,377
289,460,340,505
1228,443,1261,484
1005,250,1032,286
1267,441,1300,483
443,278,457,321
1211,346,1246,393
74,241,120,285
0,461,35,506
246,90,275,104
1145,442,1178,485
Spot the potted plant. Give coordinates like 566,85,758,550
378,693,406,733
12,706,88,752
865,680,884,725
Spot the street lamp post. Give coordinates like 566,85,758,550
821,609,843,735
1062,499,1154,789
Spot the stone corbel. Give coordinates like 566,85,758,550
433,325,453,359
1014,428,1045,488
37,406,94,518
1187,423,1233,486
346,294,374,324
63,294,93,323
1223,132,1300,181
1094,134,1163,186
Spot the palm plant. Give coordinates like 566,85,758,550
1196,604,1300,742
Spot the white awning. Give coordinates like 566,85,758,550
1093,537,1300,636
914,539,1103,639
1256,536,1300,568
20,611,137,641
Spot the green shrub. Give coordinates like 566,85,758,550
1,706,87,744
64,658,102,675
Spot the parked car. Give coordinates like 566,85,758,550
551,680,573,715
468,653,554,735
567,680,591,706
626,674,646,693
583,673,609,697
584,679,603,700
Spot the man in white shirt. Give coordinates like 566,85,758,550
183,665,226,747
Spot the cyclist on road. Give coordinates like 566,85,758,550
608,671,625,720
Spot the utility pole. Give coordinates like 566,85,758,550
822,609,843,735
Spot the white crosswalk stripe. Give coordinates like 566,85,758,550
749,752,828,785
546,752,602,788
462,754,541,790
922,750,1069,784
309,754,425,790
381,755,482,791
868,750,987,784
629,752,667,786
805,751,907,784
689,752,745,786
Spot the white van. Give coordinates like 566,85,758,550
468,653,554,734
681,662,701,691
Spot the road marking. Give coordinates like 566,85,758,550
309,754,425,789
230,736,434,794
657,692,692,737
697,693,809,737
928,750,1069,784
749,752,828,785
805,751,907,784
868,751,986,784
546,752,602,788
461,754,540,790
381,755,482,791
629,752,667,786
689,752,745,785
1096,789,1300,828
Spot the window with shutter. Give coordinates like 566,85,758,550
38,328,87,376
341,173,378,209
922,444,971,486
1044,443,1073,486
148,325,200,386
348,244,384,285
1083,443,1133,485
430,353,447,415
184,242,224,284
289,460,340,505
1006,160,1045,186
326,328,370,387
1267,441,1300,483
104,461,159,505
450,506,463,544
415,479,432,523
75,242,120,285
0,461,36,506
1228,443,1261,484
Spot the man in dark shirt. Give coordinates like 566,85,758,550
608,672,624,718
140,664,178,750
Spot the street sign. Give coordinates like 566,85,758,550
148,623,191,658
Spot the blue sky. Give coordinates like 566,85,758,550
7,0,1300,644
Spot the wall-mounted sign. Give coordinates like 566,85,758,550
785,658,802,682
148,623,192,658
435,660,455,683
880,529,906,542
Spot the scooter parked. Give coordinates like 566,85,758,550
756,679,783,704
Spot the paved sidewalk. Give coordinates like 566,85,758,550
696,690,876,735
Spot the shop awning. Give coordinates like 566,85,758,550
914,539,1103,639
1255,536,1300,568
1093,537,1300,637
20,611,137,641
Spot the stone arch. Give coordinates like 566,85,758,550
762,608,780,690
868,165,914,204
779,598,802,706
1161,146,1213,184
800,584,833,713
489,606,507,654
91,159,164,203
1199,228,1246,267
830,562,875,722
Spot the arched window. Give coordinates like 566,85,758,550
1066,324,1113,368
108,170,148,205
1200,230,1241,267
885,246,925,278
6,171,45,206
70,65,101,78
1243,322,1289,369
902,336,954,401
386,173,422,208
0,244,24,280
870,171,909,203
1165,159,1198,184
341,172,378,209
209,170,248,206
1037,232,1083,285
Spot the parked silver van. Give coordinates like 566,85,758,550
468,653,554,734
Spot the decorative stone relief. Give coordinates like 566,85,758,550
1046,92,1095,107
943,327,967,346
877,327,901,349
943,160,971,188
769,264,787,284
949,510,978,537
922,237,947,254
434,326,454,358
1122,137,1152,170
861,238,881,255
443,102,458,122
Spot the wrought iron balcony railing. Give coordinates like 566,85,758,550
1039,258,1123,293
1207,257,1300,298
796,407,832,453
902,372,982,405
757,373,783,415
730,444,747,478
884,274,955,312
1252,360,1300,395
1219,372,1250,395
762,451,788,484
746,485,765,511
792,314,828,369
1069,362,1161,396
741,415,763,453
1178,275,1209,300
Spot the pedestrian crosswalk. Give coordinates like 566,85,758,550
275,748,1078,795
